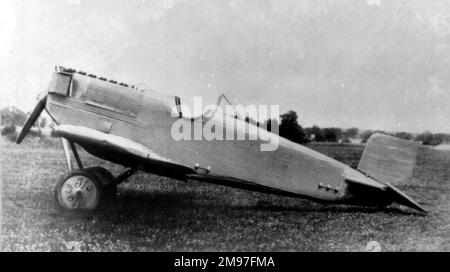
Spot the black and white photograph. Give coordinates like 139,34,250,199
1,0,450,255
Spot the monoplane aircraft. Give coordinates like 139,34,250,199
16,66,426,213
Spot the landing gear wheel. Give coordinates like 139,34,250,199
55,170,103,211
85,167,114,183
85,167,117,204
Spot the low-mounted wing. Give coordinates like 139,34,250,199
53,125,195,180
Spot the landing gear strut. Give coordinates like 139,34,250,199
54,138,138,211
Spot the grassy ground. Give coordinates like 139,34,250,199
1,137,450,251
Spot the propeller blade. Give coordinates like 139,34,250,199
16,94,47,144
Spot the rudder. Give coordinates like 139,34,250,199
358,133,420,186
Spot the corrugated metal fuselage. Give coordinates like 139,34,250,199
45,72,371,204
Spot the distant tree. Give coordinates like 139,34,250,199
343,127,359,140
279,110,307,144
416,132,450,146
303,127,311,140
433,133,450,144
0,107,27,127
39,117,47,128
309,125,324,142
262,118,279,133
415,131,439,145
1,124,16,136
322,127,342,142
1,124,17,142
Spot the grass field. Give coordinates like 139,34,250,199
1,138,450,251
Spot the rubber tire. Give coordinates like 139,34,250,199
84,167,114,185
84,167,117,205
55,169,103,212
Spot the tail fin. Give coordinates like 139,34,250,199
353,134,426,212
358,133,420,186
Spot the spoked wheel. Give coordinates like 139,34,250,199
55,170,103,211
55,167,117,211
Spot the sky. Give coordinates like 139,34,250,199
1,0,450,133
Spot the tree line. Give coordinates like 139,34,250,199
1,106,51,141
2,106,449,146
246,109,450,146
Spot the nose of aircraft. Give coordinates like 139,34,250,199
16,93,47,144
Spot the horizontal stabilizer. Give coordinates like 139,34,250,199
384,182,427,213
344,167,426,213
